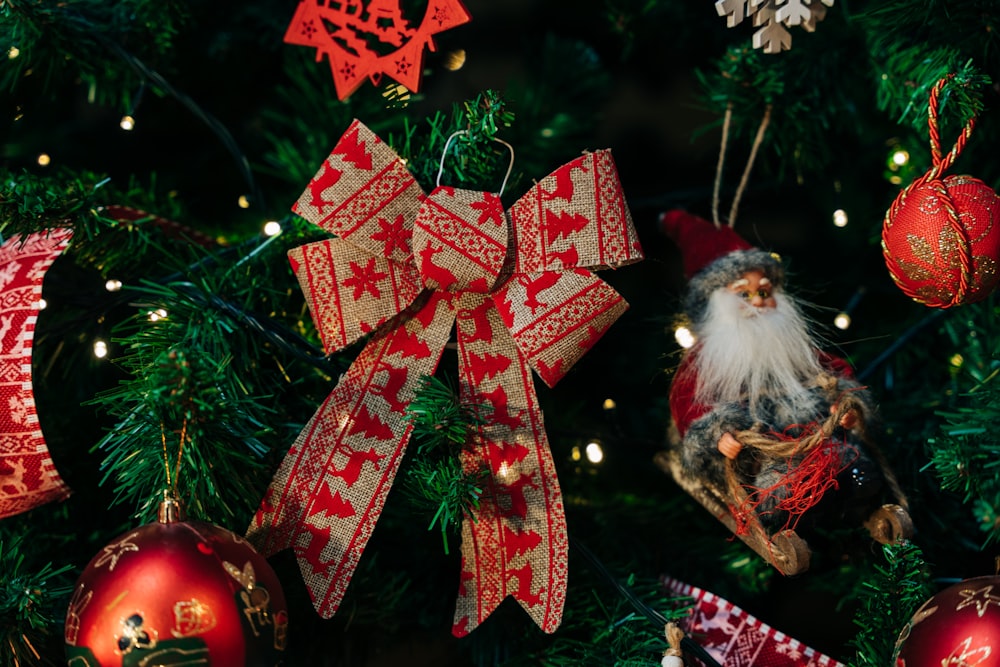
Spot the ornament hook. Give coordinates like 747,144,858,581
436,130,515,196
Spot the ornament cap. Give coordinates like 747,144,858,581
157,491,183,524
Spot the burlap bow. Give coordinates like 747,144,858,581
247,119,642,636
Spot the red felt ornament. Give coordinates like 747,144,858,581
65,497,288,666
882,75,1000,308
283,0,472,101
894,575,1000,667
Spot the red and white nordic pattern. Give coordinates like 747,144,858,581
0,229,72,520
248,119,642,636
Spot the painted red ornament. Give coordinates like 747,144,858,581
894,575,1000,667
283,0,472,101
882,76,1000,308
65,497,288,666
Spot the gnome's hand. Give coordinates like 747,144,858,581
717,432,743,460
831,403,859,430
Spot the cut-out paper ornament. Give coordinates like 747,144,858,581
283,0,472,100
0,229,73,520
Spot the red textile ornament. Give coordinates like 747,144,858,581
662,576,847,667
0,229,73,520
65,499,288,666
894,575,1000,667
283,0,472,101
882,76,1000,308
247,119,642,636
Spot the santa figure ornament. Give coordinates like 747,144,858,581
882,75,1000,308
657,209,912,574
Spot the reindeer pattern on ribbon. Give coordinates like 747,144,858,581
247,120,642,636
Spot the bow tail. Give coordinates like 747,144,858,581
450,292,568,637
247,291,455,618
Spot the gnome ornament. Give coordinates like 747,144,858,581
655,209,912,574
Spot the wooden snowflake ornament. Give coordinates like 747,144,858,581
284,0,472,100
715,0,834,53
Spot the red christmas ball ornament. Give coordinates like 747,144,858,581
894,575,1000,667
64,496,288,666
882,76,1000,308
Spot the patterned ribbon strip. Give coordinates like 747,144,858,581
0,229,73,519
247,120,642,635
662,576,847,667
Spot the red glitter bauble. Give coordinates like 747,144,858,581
882,174,1000,308
894,575,1000,667
64,501,288,666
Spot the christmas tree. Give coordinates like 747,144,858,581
2,0,999,665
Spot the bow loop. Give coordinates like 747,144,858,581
509,150,643,274
413,187,508,293
293,119,423,264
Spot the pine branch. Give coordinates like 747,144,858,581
847,540,931,667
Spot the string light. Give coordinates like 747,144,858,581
832,209,848,227
834,286,866,330
93,340,108,358
237,195,251,209
7,46,19,59
602,398,616,410
570,446,582,462
834,312,851,330
37,298,47,310
148,308,168,322
584,441,604,464
105,279,123,292
119,115,136,131
263,220,282,237
950,353,964,368
674,325,695,349
36,153,51,166
443,49,466,71
891,149,910,167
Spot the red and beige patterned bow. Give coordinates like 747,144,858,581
247,119,642,635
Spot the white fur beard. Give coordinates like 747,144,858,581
692,289,824,425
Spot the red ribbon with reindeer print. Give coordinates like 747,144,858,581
246,119,643,636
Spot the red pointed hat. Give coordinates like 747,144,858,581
659,209,783,320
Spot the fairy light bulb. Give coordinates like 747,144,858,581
674,325,695,349
36,153,50,166
105,279,122,292
950,353,964,368
37,298,47,310
570,446,582,462
602,398,616,410
148,308,167,322
119,115,135,131
8,46,19,59
263,220,282,237
93,340,108,358
584,441,604,464
237,195,251,209
891,149,910,167
834,312,851,330
832,209,848,227
443,49,466,71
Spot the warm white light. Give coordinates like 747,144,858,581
8,46,19,59
149,308,167,322
674,325,695,349
105,279,122,292
37,298,47,310
891,150,910,166
585,441,604,464
36,153,50,166
832,209,848,227
443,49,466,71
237,195,250,209
834,312,851,330
950,353,964,367
93,340,108,358
263,220,282,237
602,398,616,410
570,445,582,462
119,115,135,131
